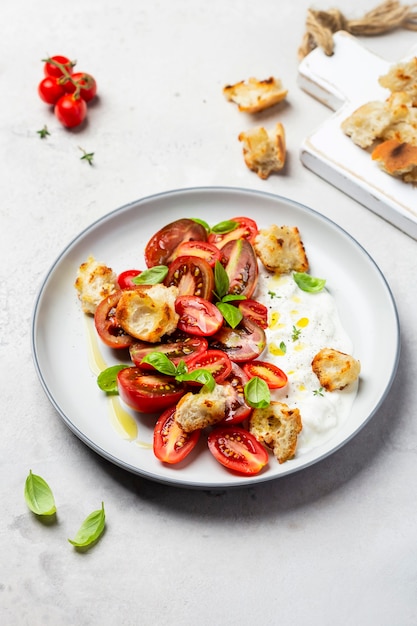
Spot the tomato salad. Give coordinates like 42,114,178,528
94,216,290,476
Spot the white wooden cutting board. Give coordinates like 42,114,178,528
298,31,417,240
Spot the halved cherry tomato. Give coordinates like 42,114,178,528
130,336,208,369
117,269,142,289
208,217,258,249
207,427,269,475
165,256,214,300
238,299,268,329
221,363,252,424
175,295,223,337
222,238,258,298
145,218,207,268
210,318,266,362
243,361,288,389
172,240,222,267
117,368,185,413
186,349,232,384
94,291,135,349
153,406,201,464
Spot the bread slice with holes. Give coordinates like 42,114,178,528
249,402,302,464
238,123,286,179
253,224,309,273
74,255,118,315
311,348,361,392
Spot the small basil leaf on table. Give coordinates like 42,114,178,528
68,502,106,549
24,470,56,516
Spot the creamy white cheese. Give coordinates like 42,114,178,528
255,271,358,454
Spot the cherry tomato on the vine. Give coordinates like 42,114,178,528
44,55,74,78
65,72,97,102
38,76,66,105
54,94,87,128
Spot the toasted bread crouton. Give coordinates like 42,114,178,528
253,224,309,274
175,385,235,432
223,76,288,113
372,139,417,183
249,402,302,464
115,284,179,343
312,348,360,392
379,57,417,106
238,123,286,179
74,255,118,315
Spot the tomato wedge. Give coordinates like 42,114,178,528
208,217,258,249
173,240,222,267
94,291,135,349
175,295,224,337
221,363,252,424
129,336,208,369
210,318,266,362
207,427,269,475
186,349,232,384
145,218,207,267
153,406,201,464
243,361,288,389
238,299,268,329
165,256,214,300
117,368,185,413
222,238,258,298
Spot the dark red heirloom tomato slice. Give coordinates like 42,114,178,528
186,349,232,384
221,363,252,424
207,427,269,475
208,216,258,249
153,406,201,464
165,256,214,300
117,368,185,413
129,336,208,369
117,269,142,289
94,291,135,349
173,240,222,268
210,318,266,362
238,299,268,330
222,238,258,298
144,218,207,268
243,361,288,389
175,295,223,337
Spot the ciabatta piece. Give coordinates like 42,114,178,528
74,255,118,315
379,57,417,106
223,77,288,113
312,348,360,392
238,123,286,180
253,224,309,274
175,385,235,432
249,402,302,464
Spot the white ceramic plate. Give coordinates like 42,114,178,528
32,187,400,488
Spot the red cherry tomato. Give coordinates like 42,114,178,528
165,256,214,300
207,427,269,475
210,318,266,362
238,299,268,329
65,72,97,102
186,349,232,384
221,363,252,424
117,270,142,289
243,361,288,389
38,76,66,105
44,55,74,78
153,406,201,464
145,218,207,268
54,94,87,128
208,217,258,249
173,240,222,267
130,336,208,369
175,295,224,337
222,238,258,298
94,291,135,349
117,368,185,413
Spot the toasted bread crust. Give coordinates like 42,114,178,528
175,386,234,432
223,76,288,113
254,224,309,274
379,57,417,106
249,402,302,464
312,348,360,392
238,123,286,179
74,255,118,315
372,139,417,182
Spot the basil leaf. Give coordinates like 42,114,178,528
177,368,215,392
68,502,106,549
221,294,246,302
279,341,287,354
211,220,238,234
214,261,229,299
141,352,177,376
244,377,270,408
217,302,243,329
293,272,326,293
133,265,168,285
97,365,128,394
176,359,187,376
191,218,210,232
24,470,56,516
